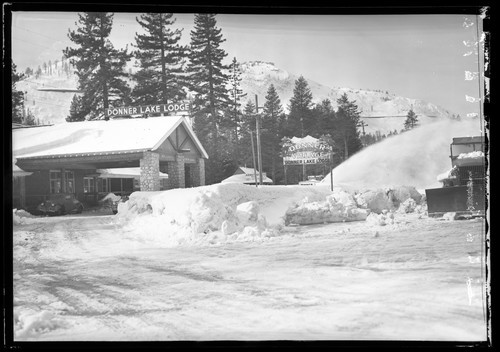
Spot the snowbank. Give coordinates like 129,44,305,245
100,193,122,203
115,183,426,245
285,188,369,225
13,209,38,225
116,183,334,245
14,309,67,339
321,119,481,190
353,185,423,214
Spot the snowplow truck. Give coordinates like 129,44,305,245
425,136,486,217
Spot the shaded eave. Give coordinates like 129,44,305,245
16,148,151,161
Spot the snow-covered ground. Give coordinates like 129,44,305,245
12,182,488,341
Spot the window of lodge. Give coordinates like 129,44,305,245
83,177,95,193
50,170,75,194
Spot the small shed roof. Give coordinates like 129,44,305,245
221,171,273,185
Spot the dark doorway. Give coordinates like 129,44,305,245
185,165,192,188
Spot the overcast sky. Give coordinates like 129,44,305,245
11,11,485,117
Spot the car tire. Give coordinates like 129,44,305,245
76,204,84,214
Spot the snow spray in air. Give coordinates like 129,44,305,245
321,118,483,190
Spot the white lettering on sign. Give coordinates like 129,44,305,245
106,102,190,117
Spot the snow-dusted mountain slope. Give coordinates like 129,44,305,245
16,61,79,125
238,61,455,135
16,59,455,134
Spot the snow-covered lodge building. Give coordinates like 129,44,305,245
12,116,208,210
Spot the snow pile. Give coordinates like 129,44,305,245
353,186,422,214
116,183,335,245
366,211,396,227
100,193,122,203
115,183,427,245
458,151,484,159
14,309,67,339
13,209,37,225
285,188,369,225
442,212,459,221
397,198,418,214
321,118,481,190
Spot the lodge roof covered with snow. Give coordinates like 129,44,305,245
13,116,208,160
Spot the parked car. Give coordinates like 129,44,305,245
111,195,129,214
299,175,323,186
36,193,84,216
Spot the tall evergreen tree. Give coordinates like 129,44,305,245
132,13,188,106
12,60,25,124
312,99,336,137
403,108,419,130
188,13,231,183
66,94,87,122
24,109,37,126
227,57,247,161
335,93,363,160
64,12,132,121
262,84,285,183
287,76,314,137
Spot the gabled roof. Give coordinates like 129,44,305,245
235,166,262,176
221,173,273,185
13,116,208,160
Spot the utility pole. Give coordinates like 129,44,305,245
22,91,27,124
250,131,258,187
357,120,368,146
255,95,264,185
358,120,368,136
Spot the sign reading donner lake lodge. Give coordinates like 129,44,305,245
282,135,333,165
106,102,190,117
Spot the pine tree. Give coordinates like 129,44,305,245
287,76,313,137
403,108,418,130
262,84,285,183
132,13,188,107
11,60,25,124
24,109,37,125
188,13,231,183
335,93,363,160
64,12,132,121
227,57,247,161
67,94,87,122
35,66,42,78
312,99,336,137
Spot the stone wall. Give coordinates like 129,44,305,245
140,151,160,191
190,158,205,187
167,154,185,189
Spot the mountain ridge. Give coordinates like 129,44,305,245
16,59,456,135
